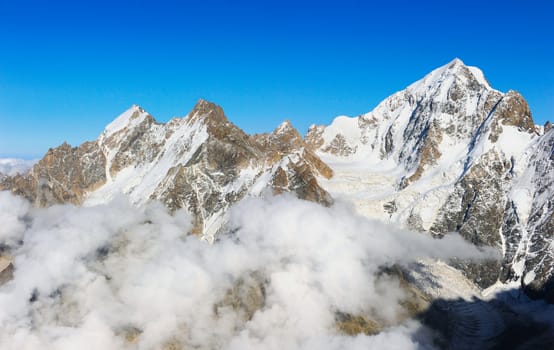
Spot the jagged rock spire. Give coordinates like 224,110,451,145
187,99,228,125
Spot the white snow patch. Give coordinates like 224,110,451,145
489,125,534,163
510,188,533,225
322,116,360,145
523,271,536,285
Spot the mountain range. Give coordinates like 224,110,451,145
1,58,553,304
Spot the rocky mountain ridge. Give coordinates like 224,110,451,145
1,100,332,240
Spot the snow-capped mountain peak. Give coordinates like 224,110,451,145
407,58,492,96
304,59,554,296
102,104,152,139
187,99,229,127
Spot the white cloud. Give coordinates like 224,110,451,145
0,191,29,247
0,158,37,176
0,192,491,349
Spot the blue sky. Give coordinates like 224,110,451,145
1,0,552,158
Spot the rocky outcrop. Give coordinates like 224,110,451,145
305,124,325,150
0,256,13,286
431,150,513,246
493,90,535,133
253,121,333,205
322,134,358,156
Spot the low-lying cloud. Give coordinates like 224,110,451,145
0,192,491,350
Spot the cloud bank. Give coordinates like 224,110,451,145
0,192,491,350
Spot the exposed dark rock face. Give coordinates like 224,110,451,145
431,151,512,247
322,134,357,156
493,90,536,133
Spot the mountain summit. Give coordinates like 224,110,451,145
306,59,550,298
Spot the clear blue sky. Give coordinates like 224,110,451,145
1,0,552,158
